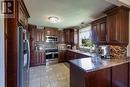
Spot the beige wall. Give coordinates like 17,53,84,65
127,12,130,56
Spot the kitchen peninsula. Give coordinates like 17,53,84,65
70,57,130,87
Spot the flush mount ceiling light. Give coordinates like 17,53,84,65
48,16,60,23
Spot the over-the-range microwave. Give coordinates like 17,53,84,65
45,36,58,42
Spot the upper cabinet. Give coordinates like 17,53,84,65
106,6,129,45
44,27,58,36
92,17,107,44
64,28,79,47
18,0,30,26
28,24,45,42
58,30,65,44
91,6,129,46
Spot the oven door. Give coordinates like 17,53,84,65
46,53,53,59
46,52,58,60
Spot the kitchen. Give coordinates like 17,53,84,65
2,0,130,87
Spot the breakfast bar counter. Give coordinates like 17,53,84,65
69,57,130,87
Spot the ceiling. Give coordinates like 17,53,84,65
24,0,112,29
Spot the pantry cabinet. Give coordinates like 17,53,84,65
29,25,45,66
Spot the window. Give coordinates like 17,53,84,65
79,25,92,48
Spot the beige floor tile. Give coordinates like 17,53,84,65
29,63,70,87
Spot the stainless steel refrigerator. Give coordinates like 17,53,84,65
17,26,30,87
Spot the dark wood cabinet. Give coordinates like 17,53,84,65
31,52,45,66
70,63,111,87
64,29,72,44
35,29,45,42
59,50,89,63
58,50,66,63
44,27,58,36
92,17,107,44
5,0,30,87
70,61,130,87
66,50,89,61
112,63,129,87
86,68,111,87
18,0,30,26
91,6,129,46
66,50,74,60
74,29,79,48
58,30,65,43
29,26,45,66
106,6,129,45
70,63,86,87
64,28,79,47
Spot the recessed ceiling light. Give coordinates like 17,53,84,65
48,16,60,23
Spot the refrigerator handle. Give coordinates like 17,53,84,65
26,40,30,69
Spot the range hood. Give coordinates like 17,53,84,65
106,0,130,7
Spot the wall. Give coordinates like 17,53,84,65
0,16,5,86
127,12,130,56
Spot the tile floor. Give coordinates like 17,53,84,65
29,63,70,87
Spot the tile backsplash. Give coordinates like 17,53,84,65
109,45,127,58
43,42,58,49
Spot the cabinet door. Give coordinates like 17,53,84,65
86,68,111,87
99,20,107,43
58,50,66,62
45,27,58,36
92,24,99,38
70,29,74,44
74,29,79,46
92,17,107,44
64,29,75,45
112,63,129,87
33,52,45,66
29,28,45,66
107,12,120,44
58,30,64,43
106,6,129,45
41,30,45,41
64,29,69,44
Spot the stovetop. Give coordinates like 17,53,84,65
45,48,58,53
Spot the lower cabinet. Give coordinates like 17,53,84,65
70,62,129,87
112,63,129,87
58,50,89,63
59,50,89,62
66,50,89,60
86,68,111,87
86,63,129,87
58,50,66,63
30,52,45,66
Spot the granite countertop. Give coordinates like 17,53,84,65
67,49,92,56
69,57,130,72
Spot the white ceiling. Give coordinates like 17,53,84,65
24,0,112,29
106,0,130,7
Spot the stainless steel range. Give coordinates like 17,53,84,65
45,48,58,65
